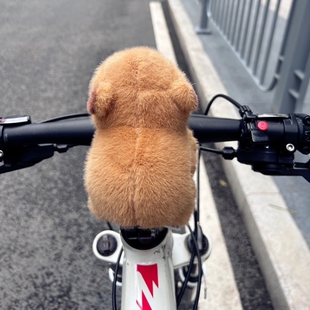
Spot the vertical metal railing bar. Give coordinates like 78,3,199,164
226,0,234,35
227,0,236,42
210,0,217,21
235,0,247,53
213,0,221,24
231,0,242,48
216,0,223,32
253,0,271,76
228,0,238,42
259,0,281,85
246,0,262,67
196,0,210,32
220,1,226,25
272,0,310,111
295,53,310,112
219,0,227,31
240,0,254,58
215,0,221,28
222,0,231,37
272,1,295,81
212,0,219,23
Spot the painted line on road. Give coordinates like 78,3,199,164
149,1,177,64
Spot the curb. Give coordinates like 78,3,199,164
150,3,243,308
167,0,310,309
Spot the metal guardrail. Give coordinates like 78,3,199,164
196,0,310,113
272,0,310,113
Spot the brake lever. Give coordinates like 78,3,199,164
251,161,310,182
0,143,73,174
287,161,310,182
0,144,55,173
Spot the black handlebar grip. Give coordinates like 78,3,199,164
188,114,241,143
3,118,95,146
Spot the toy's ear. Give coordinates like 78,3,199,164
87,82,113,117
170,80,198,113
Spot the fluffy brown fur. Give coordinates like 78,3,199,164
84,47,198,228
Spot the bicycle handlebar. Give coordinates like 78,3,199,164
1,110,310,181
2,115,240,146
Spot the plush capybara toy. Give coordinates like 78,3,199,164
84,47,198,228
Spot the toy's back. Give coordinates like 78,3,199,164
84,47,198,228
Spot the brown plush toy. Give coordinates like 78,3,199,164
84,47,198,228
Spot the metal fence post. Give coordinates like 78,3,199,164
272,0,310,113
196,0,211,34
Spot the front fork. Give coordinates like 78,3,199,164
93,227,211,308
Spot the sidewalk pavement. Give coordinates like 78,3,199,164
166,0,310,309
150,3,243,308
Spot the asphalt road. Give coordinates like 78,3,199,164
0,1,155,309
0,0,273,309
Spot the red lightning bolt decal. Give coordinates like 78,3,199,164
136,291,152,310
137,264,159,297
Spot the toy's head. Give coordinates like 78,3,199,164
87,47,197,130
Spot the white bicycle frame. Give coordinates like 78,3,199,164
93,227,211,309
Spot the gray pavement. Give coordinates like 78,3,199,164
180,0,310,248
169,0,310,308
0,1,155,309
161,2,274,308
